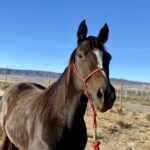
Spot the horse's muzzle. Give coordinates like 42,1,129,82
97,84,116,112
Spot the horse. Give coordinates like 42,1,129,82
0,20,116,150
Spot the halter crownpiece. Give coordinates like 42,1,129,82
73,62,105,150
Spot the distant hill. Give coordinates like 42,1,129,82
0,68,61,79
111,78,150,89
0,68,150,89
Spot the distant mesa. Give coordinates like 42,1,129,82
0,68,61,79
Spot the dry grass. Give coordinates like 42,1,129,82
85,105,150,150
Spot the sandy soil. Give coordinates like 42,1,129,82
85,104,150,150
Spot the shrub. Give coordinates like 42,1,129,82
117,120,132,129
0,82,10,91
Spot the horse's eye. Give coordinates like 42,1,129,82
77,53,84,59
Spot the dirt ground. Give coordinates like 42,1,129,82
85,103,150,150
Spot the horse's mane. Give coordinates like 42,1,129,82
38,50,76,118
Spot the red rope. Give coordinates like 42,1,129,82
91,141,101,150
73,63,104,150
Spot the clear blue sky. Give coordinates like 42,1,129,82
0,0,150,82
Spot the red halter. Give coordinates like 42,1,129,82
73,62,105,150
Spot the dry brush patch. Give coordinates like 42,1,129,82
85,105,150,150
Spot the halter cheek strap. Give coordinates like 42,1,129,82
73,62,105,150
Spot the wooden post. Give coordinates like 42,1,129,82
146,86,149,100
48,80,51,86
120,80,124,111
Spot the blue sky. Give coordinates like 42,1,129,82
0,0,150,82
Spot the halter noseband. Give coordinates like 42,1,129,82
73,62,105,150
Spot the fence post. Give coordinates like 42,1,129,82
48,80,51,86
146,85,149,100
120,80,124,111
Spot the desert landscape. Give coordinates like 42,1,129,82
0,69,150,150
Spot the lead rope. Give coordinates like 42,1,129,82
73,63,105,150
83,82,100,150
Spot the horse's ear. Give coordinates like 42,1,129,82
77,20,88,45
98,23,109,43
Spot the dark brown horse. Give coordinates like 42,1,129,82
0,20,116,150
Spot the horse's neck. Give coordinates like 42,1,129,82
67,94,88,128
42,67,85,120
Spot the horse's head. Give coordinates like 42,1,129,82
72,20,116,112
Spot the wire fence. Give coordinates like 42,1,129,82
1,74,150,101
0,74,56,87
115,83,150,100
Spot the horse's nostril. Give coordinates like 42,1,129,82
97,89,103,98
